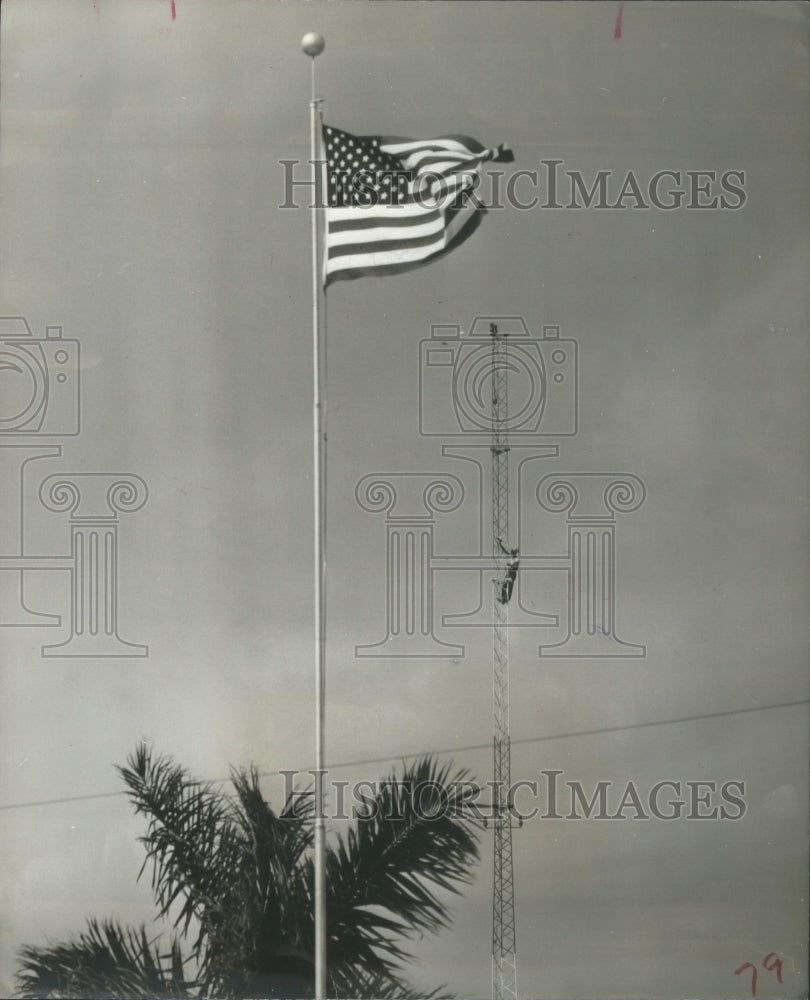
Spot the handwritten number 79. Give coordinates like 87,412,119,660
734,953,784,997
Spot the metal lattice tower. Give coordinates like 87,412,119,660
490,323,518,1000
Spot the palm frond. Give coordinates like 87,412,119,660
117,744,246,969
324,756,481,985
212,767,315,990
230,765,313,903
15,918,193,999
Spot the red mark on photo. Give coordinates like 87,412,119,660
735,953,785,996
614,3,624,40
735,962,758,997
762,953,783,984
170,0,176,20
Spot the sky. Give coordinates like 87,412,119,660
0,2,808,998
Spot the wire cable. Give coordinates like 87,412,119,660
0,698,805,813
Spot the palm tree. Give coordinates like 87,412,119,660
16,743,481,999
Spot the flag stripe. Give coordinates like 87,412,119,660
392,151,491,172
327,206,443,229
380,135,490,157
329,214,446,249
326,206,482,283
328,222,459,260
328,206,477,266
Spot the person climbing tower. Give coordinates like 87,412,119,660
496,536,520,605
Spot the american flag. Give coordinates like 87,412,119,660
322,125,513,284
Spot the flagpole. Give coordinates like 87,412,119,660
302,29,327,1000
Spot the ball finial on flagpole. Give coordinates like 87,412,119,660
301,32,325,57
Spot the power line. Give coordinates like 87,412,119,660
318,696,810,772
0,698,806,814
